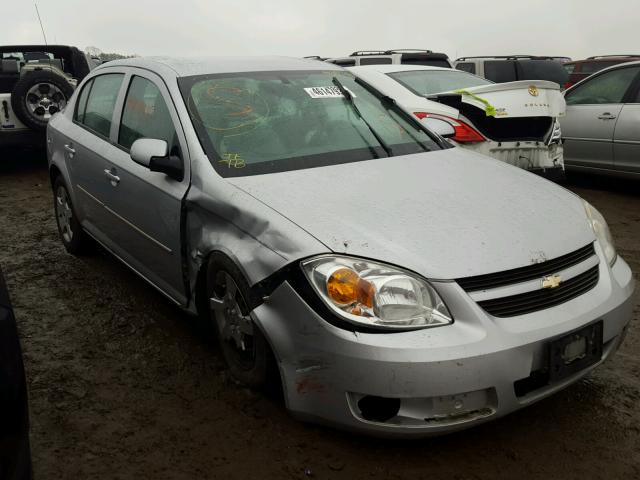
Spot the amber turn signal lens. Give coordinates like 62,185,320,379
327,267,375,308
327,268,359,305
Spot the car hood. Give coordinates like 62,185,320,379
436,80,566,118
228,148,594,280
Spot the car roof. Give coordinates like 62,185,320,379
100,56,340,78
348,64,454,74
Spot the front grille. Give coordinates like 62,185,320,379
477,265,599,317
456,243,596,292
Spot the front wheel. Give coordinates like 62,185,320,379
53,176,91,255
207,260,271,389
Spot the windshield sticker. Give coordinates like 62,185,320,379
219,153,246,168
304,86,356,99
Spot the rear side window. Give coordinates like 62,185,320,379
484,61,517,82
118,76,177,151
563,64,576,74
581,61,620,74
566,66,640,105
76,73,124,137
359,57,392,66
516,60,568,85
456,62,476,74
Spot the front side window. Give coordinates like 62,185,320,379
77,73,124,137
119,76,177,151
387,69,492,96
566,66,640,105
179,70,441,177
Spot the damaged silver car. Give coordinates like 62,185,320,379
47,56,635,437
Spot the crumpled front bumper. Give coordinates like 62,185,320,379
252,255,635,438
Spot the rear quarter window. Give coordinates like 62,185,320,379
359,57,392,65
483,61,517,82
456,62,476,74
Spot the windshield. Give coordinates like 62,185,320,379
387,69,493,96
179,70,441,177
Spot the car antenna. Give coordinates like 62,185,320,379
34,2,53,70
34,3,49,46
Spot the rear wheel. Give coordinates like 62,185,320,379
207,259,271,389
53,176,91,255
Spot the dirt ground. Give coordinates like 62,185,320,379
1,149,639,480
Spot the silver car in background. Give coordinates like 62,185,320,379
47,56,635,437
562,61,640,178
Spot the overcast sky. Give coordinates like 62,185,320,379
2,0,638,60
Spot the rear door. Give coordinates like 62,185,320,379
99,69,190,304
561,65,640,170
66,71,126,244
613,75,640,174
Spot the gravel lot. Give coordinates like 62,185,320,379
1,149,639,480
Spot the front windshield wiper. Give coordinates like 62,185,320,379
354,78,451,151
332,76,393,157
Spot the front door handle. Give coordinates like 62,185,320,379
104,169,120,186
597,113,617,120
64,144,76,155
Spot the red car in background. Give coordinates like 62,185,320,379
564,55,640,89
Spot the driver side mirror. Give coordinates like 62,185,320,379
130,138,183,181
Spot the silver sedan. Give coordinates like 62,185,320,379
47,56,635,437
562,60,640,177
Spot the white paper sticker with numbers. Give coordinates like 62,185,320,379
304,86,353,98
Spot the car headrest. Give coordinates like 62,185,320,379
0,59,20,74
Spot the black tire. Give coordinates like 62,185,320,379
206,254,272,389
11,70,74,132
52,176,91,255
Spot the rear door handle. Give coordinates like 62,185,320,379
104,169,120,185
597,113,617,120
64,144,76,154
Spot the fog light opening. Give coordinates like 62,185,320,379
357,395,401,423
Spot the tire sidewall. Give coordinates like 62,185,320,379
11,71,74,132
206,254,270,389
52,176,86,254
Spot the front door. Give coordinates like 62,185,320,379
98,70,189,304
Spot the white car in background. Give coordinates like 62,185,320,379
348,65,566,179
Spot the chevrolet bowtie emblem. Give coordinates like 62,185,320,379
542,275,562,289
528,85,539,97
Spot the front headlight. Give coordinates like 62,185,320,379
583,201,617,266
301,256,453,331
